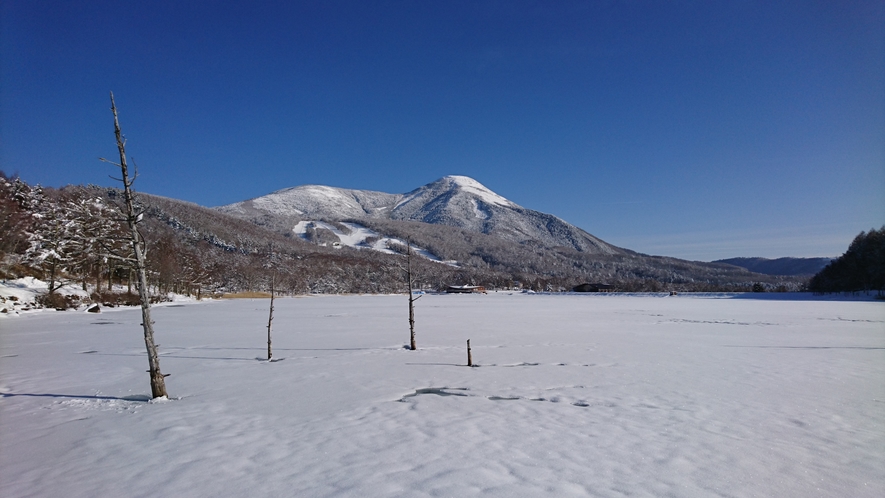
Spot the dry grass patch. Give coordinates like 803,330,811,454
222,292,273,299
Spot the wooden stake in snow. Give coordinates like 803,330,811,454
103,92,168,399
467,339,473,367
267,272,275,361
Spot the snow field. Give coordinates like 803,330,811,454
293,220,449,263
1,294,883,497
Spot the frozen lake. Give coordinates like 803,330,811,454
1,293,883,497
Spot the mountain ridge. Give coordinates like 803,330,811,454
216,175,620,254
714,257,832,276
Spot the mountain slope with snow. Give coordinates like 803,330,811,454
217,176,621,254
128,189,801,292
216,185,402,220
388,176,618,254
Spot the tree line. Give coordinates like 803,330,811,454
809,227,885,294
1,175,135,307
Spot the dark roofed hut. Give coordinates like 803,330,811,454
446,285,487,294
572,283,614,293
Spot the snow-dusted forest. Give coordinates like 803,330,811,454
1,172,809,312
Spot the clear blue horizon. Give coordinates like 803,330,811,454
2,1,883,261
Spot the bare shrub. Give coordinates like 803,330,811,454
90,290,141,307
36,292,81,310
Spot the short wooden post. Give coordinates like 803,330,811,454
467,339,473,367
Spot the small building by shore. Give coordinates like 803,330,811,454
446,285,487,294
572,283,615,293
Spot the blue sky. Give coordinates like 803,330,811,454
2,1,883,261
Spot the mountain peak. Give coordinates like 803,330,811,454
434,175,515,208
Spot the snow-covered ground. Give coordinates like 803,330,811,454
0,277,90,315
0,278,197,316
1,293,882,497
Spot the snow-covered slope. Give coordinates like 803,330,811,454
293,220,454,264
217,185,402,220
391,176,617,254
216,176,621,254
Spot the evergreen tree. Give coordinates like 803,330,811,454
810,227,885,293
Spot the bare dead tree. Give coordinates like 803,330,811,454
406,240,420,350
267,264,275,361
100,92,168,399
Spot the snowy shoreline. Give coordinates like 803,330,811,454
3,275,880,320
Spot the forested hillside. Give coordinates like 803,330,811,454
809,227,885,294
1,172,809,308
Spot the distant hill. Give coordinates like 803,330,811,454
135,188,806,293
212,175,810,291
714,257,832,276
216,175,620,254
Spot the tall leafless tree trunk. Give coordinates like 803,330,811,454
406,240,420,350
104,92,168,399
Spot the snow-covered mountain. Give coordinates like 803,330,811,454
216,175,620,254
